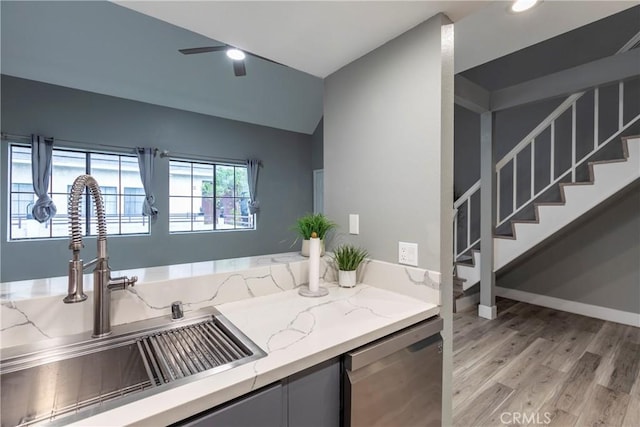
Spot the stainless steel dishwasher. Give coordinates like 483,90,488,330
344,317,443,427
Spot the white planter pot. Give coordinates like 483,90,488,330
301,239,325,257
338,270,357,288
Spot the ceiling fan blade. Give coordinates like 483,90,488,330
233,60,247,77
179,46,227,55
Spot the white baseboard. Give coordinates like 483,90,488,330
456,293,480,312
496,286,640,327
478,304,497,320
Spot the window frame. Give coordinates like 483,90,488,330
7,143,150,241
168,159,254,234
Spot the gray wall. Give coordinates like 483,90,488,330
311,118,323,171
324,14,453,272
454,98,562,197
324,14,454,424
498,184,640,314
1,75,313,282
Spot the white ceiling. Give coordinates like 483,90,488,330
117,1,635,77
2,1,634,136
116,1,490,78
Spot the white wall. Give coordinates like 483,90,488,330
323,13,454,424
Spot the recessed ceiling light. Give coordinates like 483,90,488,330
226,48,246,61
511,0,539,13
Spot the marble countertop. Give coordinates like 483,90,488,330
1,253,308,301
68,283,439,426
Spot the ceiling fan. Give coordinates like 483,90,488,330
179,45,284,77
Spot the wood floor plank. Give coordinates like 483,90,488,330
576,384,630,427
454,317,507,351
622,396,640,427
454,324,516,369
452,299,638,427
543,328,597,373
496,297,520,314
550,351,602,416
453,383,514,427
530,404,578,427
493,338,556,390
482,364,563,426
588,321,628,388
608,341,640,394
623,325,640,345
453,328,544,408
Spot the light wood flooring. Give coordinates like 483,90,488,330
452,298,640,427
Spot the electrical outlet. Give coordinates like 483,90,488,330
398,242,418,266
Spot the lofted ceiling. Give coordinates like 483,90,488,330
117,1,635,77
2,1,635,135
0,1,323,134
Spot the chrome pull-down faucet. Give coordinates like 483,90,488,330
64,174,138,338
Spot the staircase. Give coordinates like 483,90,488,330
454,77,640,291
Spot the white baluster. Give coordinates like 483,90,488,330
550,121,555,183
454,213,458,257
619,81,624,130
467,199,471,254
513,155,517,213
496,168,501,224
571,103,576,182
531,139,535,199
594,87,599,150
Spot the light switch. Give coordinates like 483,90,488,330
349,214,359,234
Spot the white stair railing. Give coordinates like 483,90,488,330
454,79,639,261
454,31,640,263
496,82,639,227
453,181,480,259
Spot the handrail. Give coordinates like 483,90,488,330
495,113,640,227
495,93,584,170
454,181,480,209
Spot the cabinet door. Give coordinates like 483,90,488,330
177,384,284,427
287,358,341,427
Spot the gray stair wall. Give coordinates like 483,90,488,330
496,183,639,314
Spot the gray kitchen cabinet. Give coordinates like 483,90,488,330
175,359,341,427
286,358,341,427
176,383,285,427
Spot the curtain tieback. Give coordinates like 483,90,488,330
32,194,57,223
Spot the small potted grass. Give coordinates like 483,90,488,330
332,244,368,288
291,213,336,256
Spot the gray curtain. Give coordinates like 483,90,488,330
30,135,57,223
136,147,158,220
246,159,261,214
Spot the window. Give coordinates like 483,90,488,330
9,144,149,240
169,160,253,232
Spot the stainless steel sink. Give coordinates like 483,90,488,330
0,307,265,427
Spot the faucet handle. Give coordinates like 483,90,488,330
107,275,138,291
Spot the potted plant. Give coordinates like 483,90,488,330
291,213,336,256
331,244,368,288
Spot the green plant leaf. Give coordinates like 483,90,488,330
331,244,368,271
290,213,337,240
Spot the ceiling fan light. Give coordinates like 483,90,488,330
226,48,246,61
511,0,539,12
